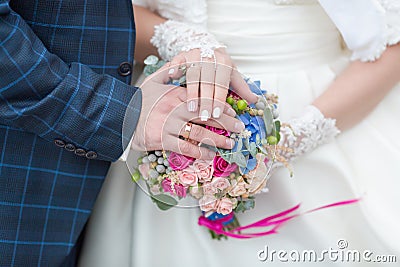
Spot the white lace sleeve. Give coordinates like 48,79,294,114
133,0,221,61
151,20,225,61
319,0,400,62
378,0,400,45
278,105,340,161
133,0,208,27
352,0,400,61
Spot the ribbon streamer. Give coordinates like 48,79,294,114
198,198,360,239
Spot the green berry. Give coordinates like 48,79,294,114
131,170,141,182
226,96,235,105
232,104,239,113
137,157,143,164
267,136,278,145
237,100,248,111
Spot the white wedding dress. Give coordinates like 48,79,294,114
79,1,400,266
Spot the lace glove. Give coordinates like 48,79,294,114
151,20,225,61
274,105,340,170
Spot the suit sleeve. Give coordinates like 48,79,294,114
0,3,142,162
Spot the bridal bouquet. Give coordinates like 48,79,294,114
132,56,291,239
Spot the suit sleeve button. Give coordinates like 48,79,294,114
64,143,76,152
118,62,132,76
75,148,86,157
86,151,98,159
54,139,66,148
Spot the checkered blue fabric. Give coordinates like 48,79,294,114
0,0,141,265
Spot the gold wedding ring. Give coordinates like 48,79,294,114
181,122,193,140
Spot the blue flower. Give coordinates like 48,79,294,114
231,139,249,156
246,80,267,96
239,113,266,143
205,212,234,225
239,156,257,175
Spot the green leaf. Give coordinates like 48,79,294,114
275,120,281,133
232,152,247,168
218,148,233,163
131,170,141,183
258,145,268,155
243,137,250,150
263,107,274,135
275,132,281,143
151,194,178,211
261,138,268,146
243,198,255,210
235,202,246,213
236,138,243,152
249,142,257,157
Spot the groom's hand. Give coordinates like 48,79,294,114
131,64,246,160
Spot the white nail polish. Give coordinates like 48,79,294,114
200,110,209,121
226,139,234,148
212,107,221,118
228,108,237,117
235,121,245,131
188,101,196,112
168,68,175,75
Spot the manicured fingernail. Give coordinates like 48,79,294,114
227,108,236,117
212,107,221,118
188,101,196,112
168,68,175,75
200,110,209,121
226,138,235,148
235,121,245,131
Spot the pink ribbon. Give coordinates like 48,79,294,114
198,198,360,239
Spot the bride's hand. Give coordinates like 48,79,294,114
167,48,258,121
131,64,246,160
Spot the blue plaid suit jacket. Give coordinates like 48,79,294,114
0,0,141,265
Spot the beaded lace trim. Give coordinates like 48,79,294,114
278,105,340,161
151,20,225,61
352,0,400,62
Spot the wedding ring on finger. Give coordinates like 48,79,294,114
181,122,193,140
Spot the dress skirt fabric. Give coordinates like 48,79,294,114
80,1,400,266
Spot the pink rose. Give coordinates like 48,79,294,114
210,177,230,191
216,197,233,215
192,159,214,182
247,153,269,195
150,185,161,195
168,152,194,171
178,168,198,186
138,163,151,180
199,195,218,212
228,180,247,197
161,179,187,198
213,156,237,177
205,126,230,137
189,185,203,199
202,182,218,195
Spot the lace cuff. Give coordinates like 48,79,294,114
151,20,225,61
319,0,400,62
278,105,340,161
352,0,400,61
379,1,400,45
